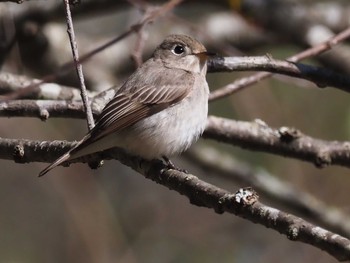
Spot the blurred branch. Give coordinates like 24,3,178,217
186,146,350,238
209,26,350,101
0,99,87,120
0,7,17,69
310,2,350,32
3,0,184,100
131,27,148,68
0,137,350,261
0,72,97,100
0,0,27,2
239,0,350,74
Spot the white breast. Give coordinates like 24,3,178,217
118,76,209,159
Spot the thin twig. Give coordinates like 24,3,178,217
63,0,94,130
1,0,184,101
207,56,350,93
209,26,350,101
131,26,148,68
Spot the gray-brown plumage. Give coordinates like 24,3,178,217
39,34,210,176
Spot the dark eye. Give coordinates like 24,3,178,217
172,45,185,55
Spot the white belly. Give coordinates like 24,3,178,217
119,80,209,159
72,77,209,160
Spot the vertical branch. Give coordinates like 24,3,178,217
131,26,148,68
63,0,95,130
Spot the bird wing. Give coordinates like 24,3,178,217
76,67,195,149
39,65,194,177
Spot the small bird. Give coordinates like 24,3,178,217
39,34,210,176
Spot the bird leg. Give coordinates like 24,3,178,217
162,156,188,173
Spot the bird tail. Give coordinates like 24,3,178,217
38,150,73,177
38,135,90,177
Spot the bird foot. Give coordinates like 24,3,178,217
162,156,188,173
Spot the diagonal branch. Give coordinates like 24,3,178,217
0,137,350,261
209,26,350,101
1,0,184,101
185,146,350,238
208,56,350,94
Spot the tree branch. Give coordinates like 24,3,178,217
1,99,350,168
0,72,97,100
3,53,350,103
0,99,87,120
209,26,350,101
204,117,350,168
2,0,184,100
63,0,94,130
208,56,350,94
186,146,350,238
0,136,350,261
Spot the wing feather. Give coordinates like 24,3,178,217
75,62,195,150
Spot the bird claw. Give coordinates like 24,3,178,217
162,156,188,173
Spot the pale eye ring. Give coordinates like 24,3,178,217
172,44,185,55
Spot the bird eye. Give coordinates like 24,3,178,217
172,45,185,55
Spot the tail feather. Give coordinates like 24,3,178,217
39,135,90,177
39,131,111,177
39,150,73,177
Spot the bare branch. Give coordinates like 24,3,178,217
209,26,350,101
0,99,87,120
2,0,184,100
2,99,350,169
208,56,350,94
0,137,350,261
63,0,94,130
204,117,350,168
3,52,350,103
131,28,148,68
186,145,350,238
0,72,97,100
0,0,27,3
239,1,350,74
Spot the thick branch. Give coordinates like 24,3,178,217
0,137,350,261
204,117,350,168
186,146,350,238
1,100,350,168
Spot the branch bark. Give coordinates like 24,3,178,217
204,117,350,168
208,56,350,94
0,137,350,261
63,0,94,130
186,146,350,238
1,99,350,169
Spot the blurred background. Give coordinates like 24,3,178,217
1,0,350,262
